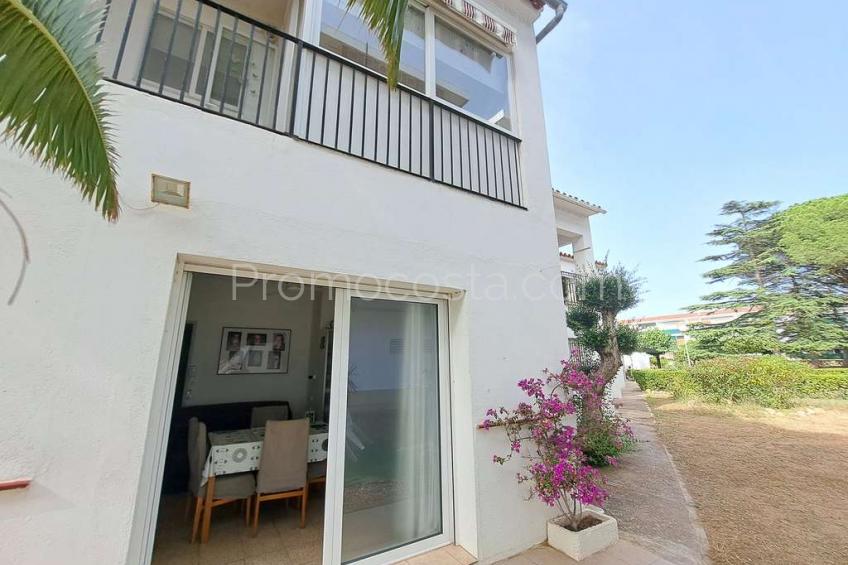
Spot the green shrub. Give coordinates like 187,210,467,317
632,358,848,407
630,369,683,391
688,356,804,408
794,368,848,399
668,370,701,398
578,409,636,468
630,369,698,399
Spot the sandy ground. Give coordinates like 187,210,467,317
646,394,848,565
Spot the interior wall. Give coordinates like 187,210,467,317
181,273,323,414
306,287,334,419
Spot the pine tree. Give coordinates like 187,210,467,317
690,199,848,359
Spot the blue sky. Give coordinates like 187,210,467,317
537,1,848,317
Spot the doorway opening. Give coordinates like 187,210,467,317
152,273,333,563
144,267,454,565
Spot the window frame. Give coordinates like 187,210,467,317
429,10,516,135
139,8,280,116
317,0,429,95
137,8,208,100
313,0,518,136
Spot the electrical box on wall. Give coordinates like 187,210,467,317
151,174,190,208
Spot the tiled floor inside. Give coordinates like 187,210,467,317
151,493,477,565
152,492,325,565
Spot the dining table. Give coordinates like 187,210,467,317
198,423,329,542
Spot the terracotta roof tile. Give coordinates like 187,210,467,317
553,188,604,212
559,252,607,268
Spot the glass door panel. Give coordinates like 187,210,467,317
340,298,442,563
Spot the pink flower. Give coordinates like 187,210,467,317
481,360,611,524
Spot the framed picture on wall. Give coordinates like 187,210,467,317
218,327,291,374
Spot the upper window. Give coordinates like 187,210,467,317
139,11,278,113
139,13,197,91
434,19,511,130
319,1,513,131
320,0,426,93
197,28,249,107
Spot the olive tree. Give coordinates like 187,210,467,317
566,266,641,395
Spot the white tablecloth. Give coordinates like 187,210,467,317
201,425,329,485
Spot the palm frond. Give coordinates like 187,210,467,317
0,0,119,220
348,0,409,87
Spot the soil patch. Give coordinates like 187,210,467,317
648,396,848,565
552,515,603,532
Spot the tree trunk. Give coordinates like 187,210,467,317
595,312,621,397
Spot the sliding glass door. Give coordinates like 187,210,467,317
324,292,452,565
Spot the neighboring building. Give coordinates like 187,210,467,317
554,189,606,277
621,308,751,343
553,189,605,348
0,1,576,565
552,189,626,398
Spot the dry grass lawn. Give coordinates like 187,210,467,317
646,393,848,565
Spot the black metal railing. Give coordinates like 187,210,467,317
99,0,524,207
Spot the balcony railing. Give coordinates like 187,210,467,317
98,0,524,207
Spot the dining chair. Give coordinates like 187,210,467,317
250,404,290,428
187,418,256,543
251,419,310,535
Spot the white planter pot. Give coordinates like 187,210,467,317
547,509,619,561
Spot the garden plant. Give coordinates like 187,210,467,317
482,360,618,531
631,356,848,408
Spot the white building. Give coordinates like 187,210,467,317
0,1,575,564
621,308,751,344
552,189,605,343
554,189,606,276
551,190,627,399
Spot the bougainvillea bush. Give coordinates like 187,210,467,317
559,357,636,467
482,361,610,530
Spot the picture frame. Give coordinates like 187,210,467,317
218,327,291,375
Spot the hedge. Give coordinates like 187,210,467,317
630,370,686,394
630,358,848,408
794,368,848,399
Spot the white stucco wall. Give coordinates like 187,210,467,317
555,206,597,269
0,2,567,564
623,353,652,371
608,367,626,400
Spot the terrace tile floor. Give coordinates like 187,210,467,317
497,540,676,565
152,383,706,565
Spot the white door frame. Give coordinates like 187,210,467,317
323,289,454,565
127,266,193,565
128,258,456,565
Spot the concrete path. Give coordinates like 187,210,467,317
494,381,709,565
600,381,709,565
